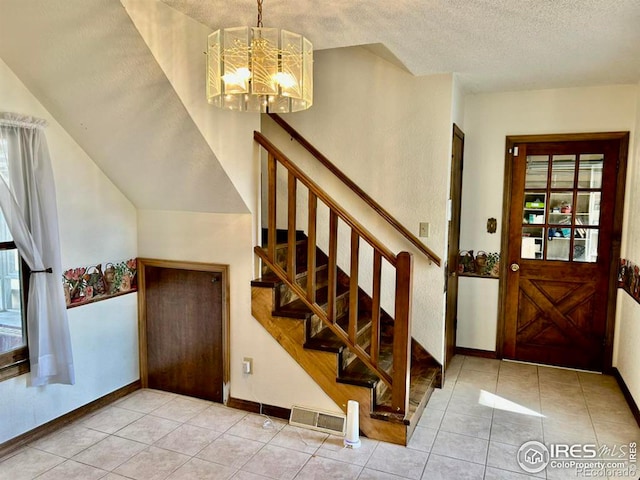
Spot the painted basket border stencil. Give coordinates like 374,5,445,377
63,258,137,308
619,258,640,304
458,250,500,278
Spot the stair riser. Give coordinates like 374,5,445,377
306,296,348,338
373,380,389,410
310,324,372,357
261,241,309,277
275,268,329,310
338,332,373,372
261,240,330,278
339,348,357,375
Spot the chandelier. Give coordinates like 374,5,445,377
207,0,313,113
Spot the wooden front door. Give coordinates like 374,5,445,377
445,124,464,370
142,262,225,402
502,133,628,371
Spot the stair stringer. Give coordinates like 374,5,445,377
251,286,407,445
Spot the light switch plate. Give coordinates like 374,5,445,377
419,222,430,238
242,357,253,374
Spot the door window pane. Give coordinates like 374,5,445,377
547,234,570,261
525,155,549,189
548,192,573,225
522,227,544,259
573,239,587,262
551,155,576,189
576,192,600,226
574,229,599,263
586,229,598,263
578,154,603,189
523,193,546,225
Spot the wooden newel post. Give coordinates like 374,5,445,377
392,251,413,415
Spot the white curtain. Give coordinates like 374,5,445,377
0,112,74,386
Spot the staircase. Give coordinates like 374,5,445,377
250,116,443,445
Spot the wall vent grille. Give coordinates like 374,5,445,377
289,405,346,436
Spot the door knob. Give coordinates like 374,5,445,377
510,263,520,272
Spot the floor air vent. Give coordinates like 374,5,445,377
289,405,346,436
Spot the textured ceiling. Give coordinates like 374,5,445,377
0,0,637,215
162,0,640,92
0,0,248,213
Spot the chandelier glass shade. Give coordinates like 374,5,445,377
207,26,313,112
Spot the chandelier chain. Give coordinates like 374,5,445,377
256,0,263,27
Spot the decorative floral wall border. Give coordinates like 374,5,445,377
619,258,640,304
457,250,500,278
63,258,137,309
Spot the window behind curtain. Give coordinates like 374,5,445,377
0,136,28,379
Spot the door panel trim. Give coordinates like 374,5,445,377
137,258,231,403
445,123,464,372
519,279,596,348
497,132,629,371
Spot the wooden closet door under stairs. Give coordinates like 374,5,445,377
140,261,226,403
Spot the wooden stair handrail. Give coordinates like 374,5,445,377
255,131,397,265
256,129,413,415
268,113,441,267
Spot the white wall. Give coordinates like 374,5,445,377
615,82,640,405
452,74,466,129
121,0,258,221
0,58,138,443
137,210,338,412
262,47,454,363
456,277,498,351
459,85,638,378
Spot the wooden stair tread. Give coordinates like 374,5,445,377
256,249,319,275
304,309,372,353
275,284,349,318
337,357,379,388
251,259,329,288
251,275,281,288
261,229,307,245
303,327,344,353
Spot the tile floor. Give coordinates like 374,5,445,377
1,355,639,480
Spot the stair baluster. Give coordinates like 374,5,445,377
307,193,317,302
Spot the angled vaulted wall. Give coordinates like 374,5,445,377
0,0,247,214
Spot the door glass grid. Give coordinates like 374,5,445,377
523,153,602,262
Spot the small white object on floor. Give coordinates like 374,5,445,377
344,400,361,448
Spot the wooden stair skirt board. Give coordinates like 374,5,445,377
251,233,441,446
